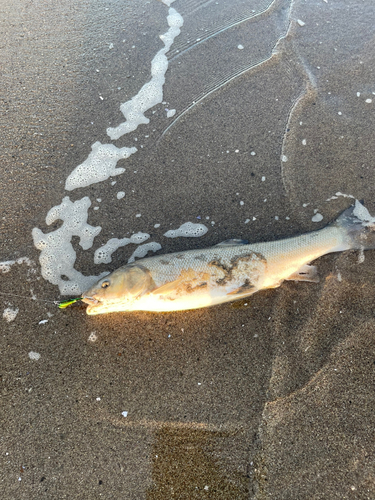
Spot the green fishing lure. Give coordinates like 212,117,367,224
58,297,82,309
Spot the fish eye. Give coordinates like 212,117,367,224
101,281,110,289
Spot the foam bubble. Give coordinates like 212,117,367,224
128,242,162,262
116,191,125,199
94,232,150,264
94,238,130,264
164,222,208,238
312,213,323,222
32,197,106,294
28,351,41,361
130,232,150,244
65,142,137,191
3,307,19,322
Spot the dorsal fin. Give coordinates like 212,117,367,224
216,239,249,247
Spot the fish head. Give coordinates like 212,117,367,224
82,264,156,315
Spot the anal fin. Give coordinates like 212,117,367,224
227,282,255,295
286,264,319,283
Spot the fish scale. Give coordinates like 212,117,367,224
145,247,264,287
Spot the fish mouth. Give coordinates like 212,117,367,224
81,296,101,306
82,295,119,315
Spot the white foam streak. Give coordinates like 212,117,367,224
107,8,183,140
65,142,137,191
164,222,208,238
128,242,162,263
0,257,35,273
94,232,150,264
326,192,355,202
32,197,106,294
32,1,185,295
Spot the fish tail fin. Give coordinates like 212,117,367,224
335,200,375,250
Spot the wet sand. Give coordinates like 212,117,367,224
1,0,375,498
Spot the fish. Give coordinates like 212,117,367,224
81,201,375,315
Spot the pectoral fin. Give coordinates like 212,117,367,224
151,277,185,296
286,264,319,283
151,269,209,296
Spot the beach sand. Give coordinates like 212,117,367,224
1,0,375,498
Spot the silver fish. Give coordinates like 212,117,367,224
82,201,375,315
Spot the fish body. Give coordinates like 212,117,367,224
82,201,375,315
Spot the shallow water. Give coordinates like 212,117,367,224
1,0,375,498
